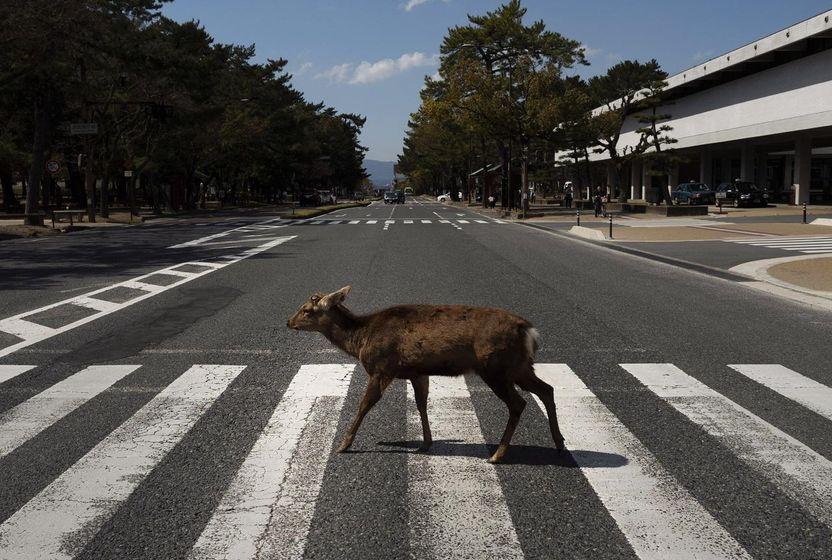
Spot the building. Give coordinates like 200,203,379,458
581,9,832,205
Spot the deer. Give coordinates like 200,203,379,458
286,286,565,463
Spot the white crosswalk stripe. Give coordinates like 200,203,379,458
533,364,751,560
726,236,832,253
728,364,832,421
0,364,245,560
188,364,353,560
1,360,831,559
295,218,501,226
622,363,832,529
406,376,524,560
0,364,141,459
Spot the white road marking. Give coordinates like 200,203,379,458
438,220,450,224
726,236,832,253
407,376,524,560
534,364,751,560
0,364,245,560
72,296,121,312
457,220,470,224
310,220,325,225
0,364,141,458
329,220,343,224
404,220,413,224
367,220,377,224
168,218,282,248
421,220,431,224
622,363,832,528
474,220,487,223
348,220,360,224
0,237,295,358
0,365,36,384
189,364,353,560
728,364,832,421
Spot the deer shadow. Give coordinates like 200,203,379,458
365,439,628,468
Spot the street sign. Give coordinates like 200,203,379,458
70,123,98,135
124,170,133,178
46,160,60,174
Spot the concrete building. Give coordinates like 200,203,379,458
583,9,832,205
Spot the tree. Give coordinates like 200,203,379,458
588,59,676,202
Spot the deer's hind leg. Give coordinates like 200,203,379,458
480,372,526,463
411,376,432,452
515,367,566,451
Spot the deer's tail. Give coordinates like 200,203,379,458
524,326,540,359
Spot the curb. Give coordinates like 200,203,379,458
729,255,832,311
812,218,832,227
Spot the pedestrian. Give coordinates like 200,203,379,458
564,183,573,209
488,194,495,209
593,187,603,218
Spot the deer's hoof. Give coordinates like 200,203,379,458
488,453,504,464
336,441,352,453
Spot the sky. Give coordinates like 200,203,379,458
162,0,832,162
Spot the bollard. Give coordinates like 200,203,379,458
609,215,613,239
803,202,807,224
576,207,580,226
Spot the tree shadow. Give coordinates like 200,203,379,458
365,439,628,468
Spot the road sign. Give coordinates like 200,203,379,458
46,161,60,174
70,123,98,135
124,170,133,178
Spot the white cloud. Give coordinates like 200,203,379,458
316,52,439,85
582,44,603,57
296,62,313,76
404,0,450,12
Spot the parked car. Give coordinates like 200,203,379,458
299,191,320,207
383,191,399,204
437,193,452,203
671,182,715,205
714,180,769,207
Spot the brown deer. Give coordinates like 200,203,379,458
287,286,565,463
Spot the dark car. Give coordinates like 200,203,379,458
299,192,320,207
715,180,769,207
671,182,715,205
383,191,398,204
396,191,406,204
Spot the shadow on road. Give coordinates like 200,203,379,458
368,439,628,467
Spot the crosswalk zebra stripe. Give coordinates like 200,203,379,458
438,220,451,224
0,365,36,384
474,220,487,223
621,363,832,528
533,364,751,560
457,220,470,224
731,236,832,244
421,219,431,223
0,364,141,459
188,364,354,560
728,364,832,421
406,376,524,560
404,220,413,224
0,364,245,560
367,220,377,224
349,220,360,224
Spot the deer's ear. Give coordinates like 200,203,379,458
319,286,351,310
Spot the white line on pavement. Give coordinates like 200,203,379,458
728,364,832,421
533,364,751,560
0,364,246,560
0,365,141,458
621,363,832,529
407,376,524,560
0,365,36,384
188,364,353,560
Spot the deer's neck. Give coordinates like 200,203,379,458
320,305,366,358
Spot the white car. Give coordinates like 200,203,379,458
437,193,452,203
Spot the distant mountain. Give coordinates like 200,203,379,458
363,159,395,187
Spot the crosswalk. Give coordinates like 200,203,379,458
294,218,504,226
726,235,832,253
0,360,830,559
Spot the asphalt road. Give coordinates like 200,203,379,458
1,198,831,559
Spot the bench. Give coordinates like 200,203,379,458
51,209,86,228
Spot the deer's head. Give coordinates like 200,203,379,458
287,286,351,331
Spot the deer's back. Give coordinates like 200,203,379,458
359,304,533,377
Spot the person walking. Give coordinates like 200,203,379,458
593,187,603,218
564,183,573,209
488,194,495,209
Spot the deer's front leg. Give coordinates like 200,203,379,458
411,376,432,452
337,375,391,453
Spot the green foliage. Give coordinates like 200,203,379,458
0,1,367,214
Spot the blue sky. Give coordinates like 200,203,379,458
163,1,832,161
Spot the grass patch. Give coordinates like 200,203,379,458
280,201,371,219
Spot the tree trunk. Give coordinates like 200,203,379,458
498,142,509,210
99,172,109,218
85,167,97,222
1,168,18,211
25,97,51,225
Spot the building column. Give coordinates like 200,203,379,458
720,157,732,183
794,137,812,205
756,150,768,189
783,156,793,192
630,162,641,200
699,150,712,185
605,164,615,196
641,162,650,200
740,144,754,181
668,163,679,189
